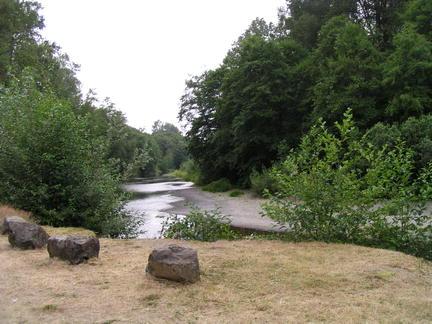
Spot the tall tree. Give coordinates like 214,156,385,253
277,0,407,49
277,0,356,48
403,0,432,40
354,0,407,48
311,16,383,128
151,121,187,173
0,0,43,82
180,28,309,182
383,25,432,121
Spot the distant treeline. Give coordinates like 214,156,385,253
0,0,186,236
179,0,432,185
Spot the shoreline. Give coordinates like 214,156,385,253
166,186,284,233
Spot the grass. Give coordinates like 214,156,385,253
0,236,431,323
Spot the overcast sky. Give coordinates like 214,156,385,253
38,0,286,132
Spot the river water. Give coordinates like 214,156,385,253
123,177,193,238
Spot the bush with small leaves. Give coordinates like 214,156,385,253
264,110,432,260
161,207,236,241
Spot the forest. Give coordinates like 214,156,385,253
180,0,432,186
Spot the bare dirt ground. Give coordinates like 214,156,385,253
1,234,431,323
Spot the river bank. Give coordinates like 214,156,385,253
124,178,282,238
167,187,281,232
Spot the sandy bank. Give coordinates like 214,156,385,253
167,187,282,232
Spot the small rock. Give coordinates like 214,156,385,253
8,221,49,249
146,244,200,283
47,236,100,264
1,216,27,235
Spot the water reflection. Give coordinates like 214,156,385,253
125,181,193,194
123,180,193,239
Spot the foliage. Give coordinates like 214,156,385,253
366,114,432,170
151,121,188,174
382,24,432,121
416,162,432,200
263,110,432,259
0,76,137,237
161,207,236,241
249,168,279,197
0,0,189,237
311,16,382,128
171,159,203,184
202,178,232,193
404,0,432,40
0,0,44,83
179,0,431,186
180,29,309,183
0,0,81,104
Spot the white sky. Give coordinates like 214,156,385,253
38,0,286,132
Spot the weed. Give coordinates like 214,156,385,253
42,304,58,312
229,190,244,197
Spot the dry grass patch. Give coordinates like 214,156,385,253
42,226,96,237
0,236,431,323
0,204,95,237
0,205,32,223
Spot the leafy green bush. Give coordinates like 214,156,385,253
366,115,432,170
172,159,203,184
264,110,432,260
161,207,236,241
202,178,232,192
0,76,137,237
249,168,279,196
416,162,432,200
229,190,244,197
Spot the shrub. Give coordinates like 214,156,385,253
229,190,244,197
0,76,137,237
366,115,432,170
263,110,432,260
202,178,232,192
249,168,278,196
161,207,236,241
172,159,203,184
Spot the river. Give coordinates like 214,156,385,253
123,177,193,238
123,176,281,239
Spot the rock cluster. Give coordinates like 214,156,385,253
2,216,202,282
47,236,100,264
146,244,200,283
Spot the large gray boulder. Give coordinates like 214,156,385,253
8,221,49,249
146,244,200,283
47,236,100,264
1,216,27,235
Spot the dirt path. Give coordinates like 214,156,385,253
167,187,283,232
